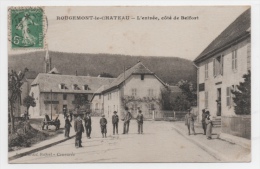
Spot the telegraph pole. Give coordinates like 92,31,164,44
50,89,52,120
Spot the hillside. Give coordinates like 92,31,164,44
8,51,196,85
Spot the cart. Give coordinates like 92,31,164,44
42,114,60,130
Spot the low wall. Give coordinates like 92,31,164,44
221,115,251,140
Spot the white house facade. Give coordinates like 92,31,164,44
194,8,251,139
91,61,167,119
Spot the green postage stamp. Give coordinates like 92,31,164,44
9,7,45,49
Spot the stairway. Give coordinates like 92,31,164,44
212,116,221,128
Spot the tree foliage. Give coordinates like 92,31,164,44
160,80,197,111
231,70,251,115
23,95,36,115
74,94,89,109
160,88,173,110
8,68,28,133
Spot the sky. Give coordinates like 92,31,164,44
9,6,249,61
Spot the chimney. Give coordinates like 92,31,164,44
75,70,78,76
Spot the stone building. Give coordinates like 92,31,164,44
29,72,114,117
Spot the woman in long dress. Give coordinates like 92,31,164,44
205,112,213,140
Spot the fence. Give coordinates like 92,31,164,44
154,110,188,121
221,115,251,140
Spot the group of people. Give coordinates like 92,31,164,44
184,108,213,140
64,106,144,148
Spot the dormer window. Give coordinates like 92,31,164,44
83,85,90,90
59,83,65,89
73,84,80,90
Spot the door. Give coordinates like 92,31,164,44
217,88,221,116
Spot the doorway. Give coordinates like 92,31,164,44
217,88,221,116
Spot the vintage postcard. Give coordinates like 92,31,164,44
7,6,252,163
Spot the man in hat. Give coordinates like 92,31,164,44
74,116,84,148
122,106,132,134
112,111,119,135
136,110,144,134
64,114,72,138
83,112,92,139
100,114,107,138
184,108,196,135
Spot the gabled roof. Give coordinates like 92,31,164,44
102,61,166,93
194,8,251,63
48,67,60,74
31,73,115,93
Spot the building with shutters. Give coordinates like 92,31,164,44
91,61,170,119
193,8,251,139
29,70,114,117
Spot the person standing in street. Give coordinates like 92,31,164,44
122,107,132,134
184,108,196,135
74,116,84,148
136,110,144,134
201,109,207,135
69,110,73,122
100,114,107,138
112,111,119,135
64,115,72,138
83,112,92,139
205,111,213,140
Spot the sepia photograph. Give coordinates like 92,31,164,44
5,5,254,164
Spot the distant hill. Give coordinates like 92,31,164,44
8,51,196,85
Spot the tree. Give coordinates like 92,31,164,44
99,72,114,78
23,95,36,118
8,68,28,133
231,70,251,115
160,87,173,110
74,94,89,109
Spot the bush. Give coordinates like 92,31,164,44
8,121,49,151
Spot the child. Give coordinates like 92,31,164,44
100,114,107,138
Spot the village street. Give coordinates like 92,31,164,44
10,117,220,163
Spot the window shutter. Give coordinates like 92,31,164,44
232,52,234,70
226,87,230,106
213,58,216,77
221,55,224,75
235,50,237,69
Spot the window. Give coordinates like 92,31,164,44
99,95,101,99
232,49,237,70
63,94,67,100
205,62,209,79
73,84,80,90
132,88,137,96
205,91,208,108
83,85,89,90
213,55,224,77
95,103,99,110
148,89,154,96
53,94,58,100
44,93,50,100
141,74,144,80
60,84,65,89
226,87,231,107
45,104,49,111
